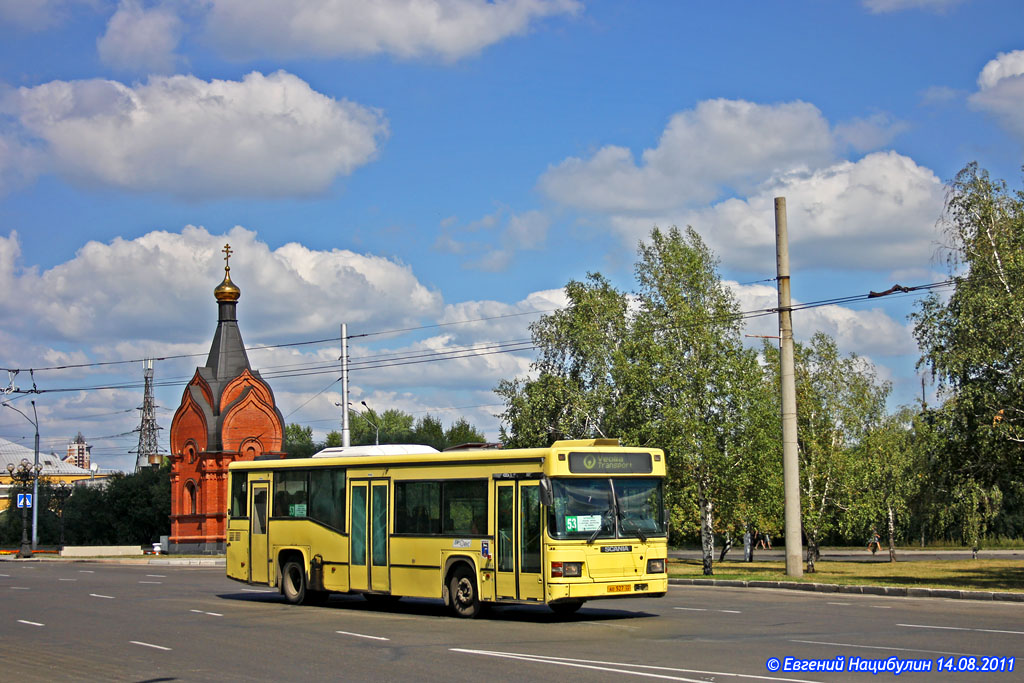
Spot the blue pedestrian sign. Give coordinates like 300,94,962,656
17,493,33,509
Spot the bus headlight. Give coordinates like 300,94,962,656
647,558,666,574
551,561,583,578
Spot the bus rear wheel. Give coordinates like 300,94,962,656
449,566,483,618
550,599,584,615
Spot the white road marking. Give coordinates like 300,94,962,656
146,574,166,578
18,620,44,627
139,581,162,584
673,607,741,614
336,630,390,641
871,605,892,609
793,639,975,657
90,593,115,599
0,573,9,577
898,623,1024,636
10,586,30,590
131,641,171,651
827,602,850,606
190,609,223,617
58,578,77,582
674,607,706,611
241,588,275,593
451,649,824,683
79,570,94,573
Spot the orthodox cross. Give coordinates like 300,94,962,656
222,243,233,269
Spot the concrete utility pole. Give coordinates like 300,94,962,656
775,197,803,578
341,323,351,447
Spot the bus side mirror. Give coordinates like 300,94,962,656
539,478,553,506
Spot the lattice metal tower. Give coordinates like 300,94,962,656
133,359,164,472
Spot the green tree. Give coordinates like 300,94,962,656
56,465,171,546
911,163,1023,545
497,226,776,575
284,423,316,458
413,414,446,451
323,430,343,448
854,407,927,561
626,226,772,574
497,273,630,446
769,333,889,571
445,417,486,448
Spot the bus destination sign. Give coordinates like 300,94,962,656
567,452,652,474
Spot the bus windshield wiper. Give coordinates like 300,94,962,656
587,507,614,544
618,513,648,543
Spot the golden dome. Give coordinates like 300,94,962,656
215,268,241,301
214,243,241,301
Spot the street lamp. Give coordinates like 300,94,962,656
349,401,380,446
2,400,40,550
6,459,42,558
50,480,73,550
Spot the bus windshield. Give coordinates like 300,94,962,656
547,478,665,541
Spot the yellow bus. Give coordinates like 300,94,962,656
226,438,668,617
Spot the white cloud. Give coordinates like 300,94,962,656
862,0,966,12
1,71,387,199
435,207,551,271
970,49,1024,144
97,0,184,74
203,0,581,62
539,99,835,213
0,225,440,345
919,85,961,105
834,112,909,152
731,281,917,358
0,0,97,30
608,152,945,272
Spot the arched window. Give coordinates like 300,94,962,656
185,443,196,464
185,480,197,515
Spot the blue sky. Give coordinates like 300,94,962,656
1,0,1023,471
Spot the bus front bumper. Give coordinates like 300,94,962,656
548,577,668,602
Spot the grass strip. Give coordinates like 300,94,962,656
668,558,1024,592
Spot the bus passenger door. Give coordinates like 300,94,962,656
249,482,270,584
349,482,369,591
369,481,390,592
494,481,544,601
518,482,544,601
495,482,516,598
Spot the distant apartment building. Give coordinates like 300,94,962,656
65,432,92,469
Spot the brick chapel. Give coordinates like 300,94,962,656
168,245,286,553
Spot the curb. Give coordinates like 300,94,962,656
1,556,225,567
669,578,1024,602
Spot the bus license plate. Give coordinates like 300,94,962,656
607,584,631,593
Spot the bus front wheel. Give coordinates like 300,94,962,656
449,566,483,618
281,560,307,605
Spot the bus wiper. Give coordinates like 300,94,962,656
618,513,648,543
587,508,614,544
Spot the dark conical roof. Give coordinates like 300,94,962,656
204,243,250,391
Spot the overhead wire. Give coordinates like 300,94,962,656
2,279,955,397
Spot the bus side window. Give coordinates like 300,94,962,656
230,474,248,517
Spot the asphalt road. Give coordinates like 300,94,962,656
2,561,1023,681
